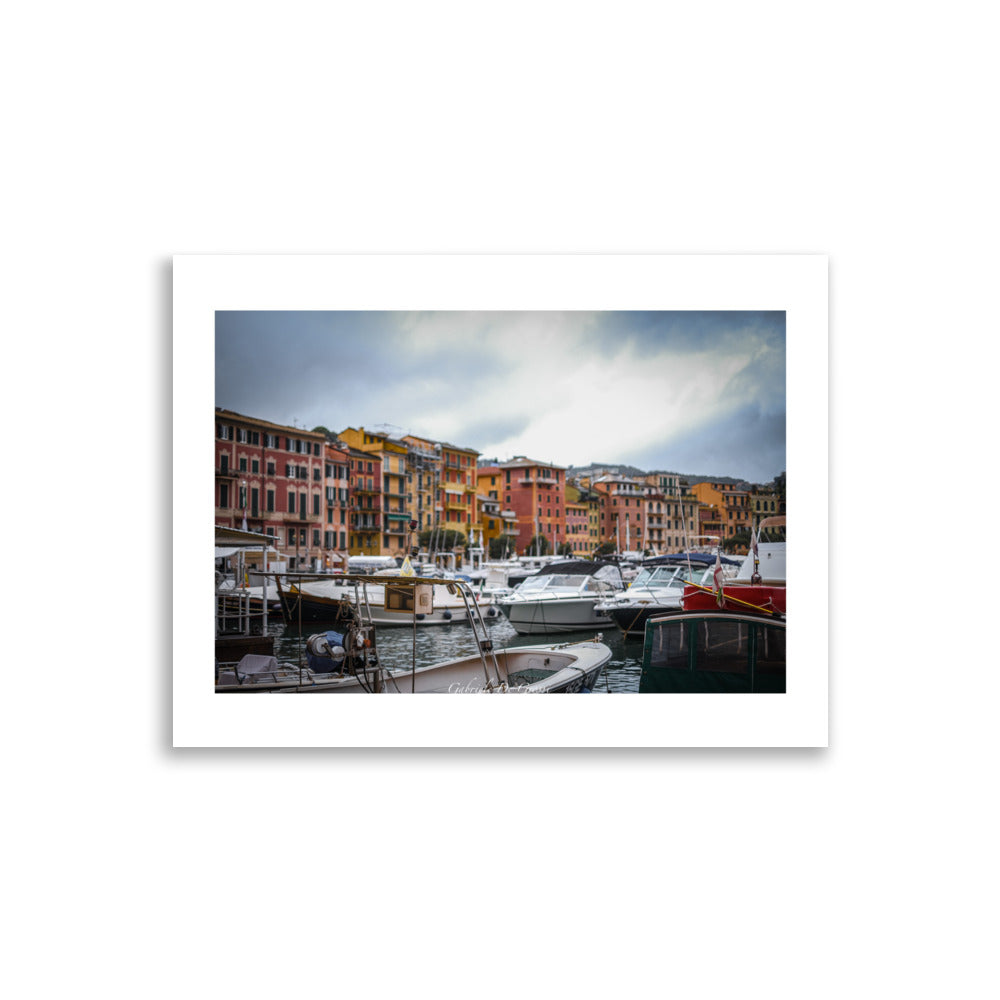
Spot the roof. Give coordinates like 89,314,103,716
214,525,275,548
215,408,326,439
498,456,566,470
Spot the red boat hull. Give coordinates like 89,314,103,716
682,584,786,615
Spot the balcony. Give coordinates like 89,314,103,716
216,466,238,478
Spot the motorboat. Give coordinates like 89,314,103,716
216,640,610,694
276,570,486,626
216,573,611,693
638,598,786,693
595,553,741,639
495,560,626,635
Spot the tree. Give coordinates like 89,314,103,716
557,542,573,557
418,527,466,550
524,535,550,556
593,541,616,557
721,529,751,554
488,536,512,559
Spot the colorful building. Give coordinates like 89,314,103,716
497,457,567,554
591,474,647,553
214,408,326,571
691,479,753,545
345,446,382,555
563,484,591,556
438,441,480,542
402,434,441,535
323,440,350,569
339,427,413,557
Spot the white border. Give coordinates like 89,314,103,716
174,254,827,747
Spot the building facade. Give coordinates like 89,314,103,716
402,434,442,535
691,479,753,545
214,409,326,571
323,440,351,568
439,441,480,543
592,474,646,552
339,427,413,557
346,446,382,555
497,457,567,554
563,484,591,556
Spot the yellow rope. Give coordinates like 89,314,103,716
683,581,783,616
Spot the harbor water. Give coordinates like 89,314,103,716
270,614,644,692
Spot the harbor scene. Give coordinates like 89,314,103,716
215,310,787,694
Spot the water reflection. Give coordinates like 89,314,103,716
271,615,644,692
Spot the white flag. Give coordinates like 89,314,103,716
713,549,725,607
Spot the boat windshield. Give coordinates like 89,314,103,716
518,574,590,592
631,566,686,589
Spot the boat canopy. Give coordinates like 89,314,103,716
533,560,618,576
643,552,740,567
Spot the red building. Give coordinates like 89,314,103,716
497,457,567,554
591,474,647,552
214,409,326,571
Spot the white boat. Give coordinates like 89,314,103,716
216,575,611,693
495,560,626,635
222,638,611,693
283,575,474,626
595,554,741,638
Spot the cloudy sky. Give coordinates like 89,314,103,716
215,311,785,483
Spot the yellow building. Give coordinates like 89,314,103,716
402,434,441,536
338,427,413,558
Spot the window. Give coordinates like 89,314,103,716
267,461,275,476
218,483,229,508
288,492,295,513
266,489,274,512
313,494,320,516
239,457,247,472
251,459,259,474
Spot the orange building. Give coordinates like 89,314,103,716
691,479,752,545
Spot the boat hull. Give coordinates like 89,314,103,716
496,597,613,635
281,580,479,627
217,642,612,694
605,603,681,638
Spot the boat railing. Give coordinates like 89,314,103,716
243,572,509,693
455,582,504,691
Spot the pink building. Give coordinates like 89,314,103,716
215,408,326,571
